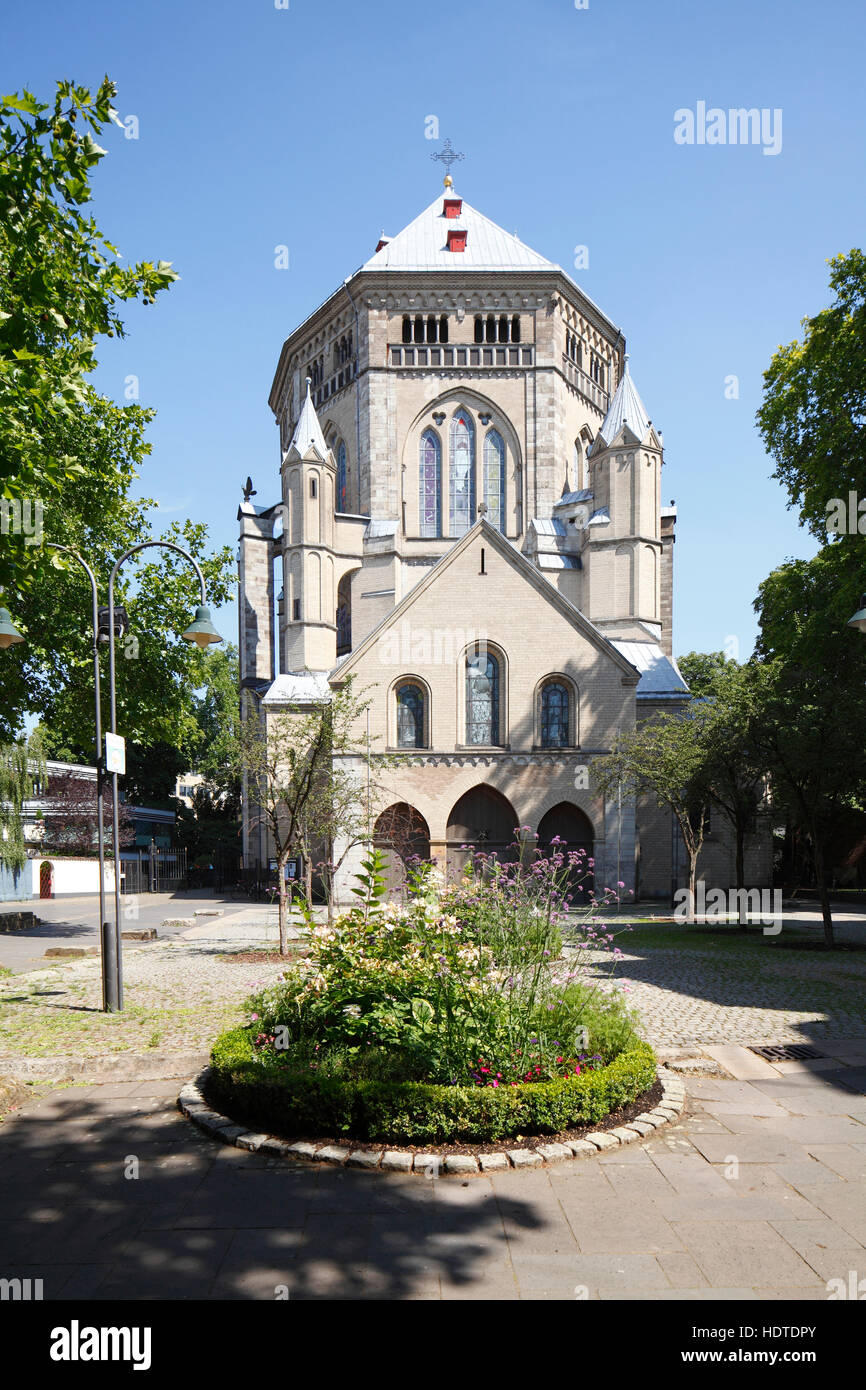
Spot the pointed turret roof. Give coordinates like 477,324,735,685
361,189,559,273
287,378,329,458
598,356,652,445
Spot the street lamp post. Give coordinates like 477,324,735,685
106,542,222,1009
0,541,221,1012
48,547,115,1010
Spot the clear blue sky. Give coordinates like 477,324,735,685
5,0,865,661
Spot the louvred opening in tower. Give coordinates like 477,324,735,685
446,228,467,252
443,198,463,219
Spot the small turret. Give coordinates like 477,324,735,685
280,379,338,671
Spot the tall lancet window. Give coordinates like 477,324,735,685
336,441,347,512
483,429,506,532
449,408,475,536
465,646,500,746
418,429,441,537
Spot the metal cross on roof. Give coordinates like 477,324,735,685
431,138,465,180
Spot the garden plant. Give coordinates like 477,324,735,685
208,836,656,1144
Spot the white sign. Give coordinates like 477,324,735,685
105,733,126,775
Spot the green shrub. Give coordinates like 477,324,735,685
207,1026,657,1144
245,846,638,1086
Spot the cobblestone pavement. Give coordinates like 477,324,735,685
576,925,866,1048
1,1048,865,1300
3,911,866,1062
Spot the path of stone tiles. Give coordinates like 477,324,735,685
1,1054,865,1300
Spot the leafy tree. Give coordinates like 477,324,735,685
175,783,242,868
41,767,133,855
751,547,866,946
756,248,866,540
678,654,768,906
594,707,712,917
234,677,384,953
0,80,234,756
189,644,240,792
0,79,176,595
677,650,739,699
0,729,45,870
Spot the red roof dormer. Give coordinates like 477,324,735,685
446,228,467,253
443,198,463,219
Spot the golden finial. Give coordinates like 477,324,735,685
443,173,453,189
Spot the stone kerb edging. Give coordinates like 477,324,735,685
177,1066,685,1175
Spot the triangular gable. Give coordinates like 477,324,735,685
331,519,640,683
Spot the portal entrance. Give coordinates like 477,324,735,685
537,802,594,901
446,785,519,878
373,803,431,896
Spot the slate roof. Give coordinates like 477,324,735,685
609,641,689,699
598,356,651,445
287,379,329,458
262,672,332,705
361,189,560,273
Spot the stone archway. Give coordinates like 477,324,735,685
537,802,595,902
373,803,431,896
446,785,519,879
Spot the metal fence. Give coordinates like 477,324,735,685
120,845,188,895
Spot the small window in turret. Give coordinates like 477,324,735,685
310,477,317,499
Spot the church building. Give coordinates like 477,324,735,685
237,169,766,901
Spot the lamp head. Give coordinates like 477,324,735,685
181,605,223,648
847,594,866,635
0,607,24,649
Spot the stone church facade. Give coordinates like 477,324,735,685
238,178,770,901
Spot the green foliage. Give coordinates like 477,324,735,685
208,1026,656,1144
244,847,637,1087
0,79,177,594
594,706,712,901
756,248,866,541
0,728,45,869
677,650,739,699
0,81,234,750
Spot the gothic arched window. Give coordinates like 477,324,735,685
396,682,426,749
449,408,475,536
541,681,570,748
335,441,348,512
418,430,442,538
466,647,501,746
483,429,506,532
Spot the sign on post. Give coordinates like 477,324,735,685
105,733,126,775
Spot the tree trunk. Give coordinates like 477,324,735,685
814,837,835,949
277,868,288,957
304,856,314,917
687,849,699,923
736,819,748,929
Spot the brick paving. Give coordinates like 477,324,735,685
1,1053,864,1300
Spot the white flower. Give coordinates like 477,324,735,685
343,1004,361,1018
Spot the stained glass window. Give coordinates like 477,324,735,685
337,441,347,512
466,648,500,746
396,683,425,749
419,430,441,537
541,682,570,748
483,429,506,532
449,409,475,536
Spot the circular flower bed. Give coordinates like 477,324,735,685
207,1027,656,1145
206,841,653,1145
